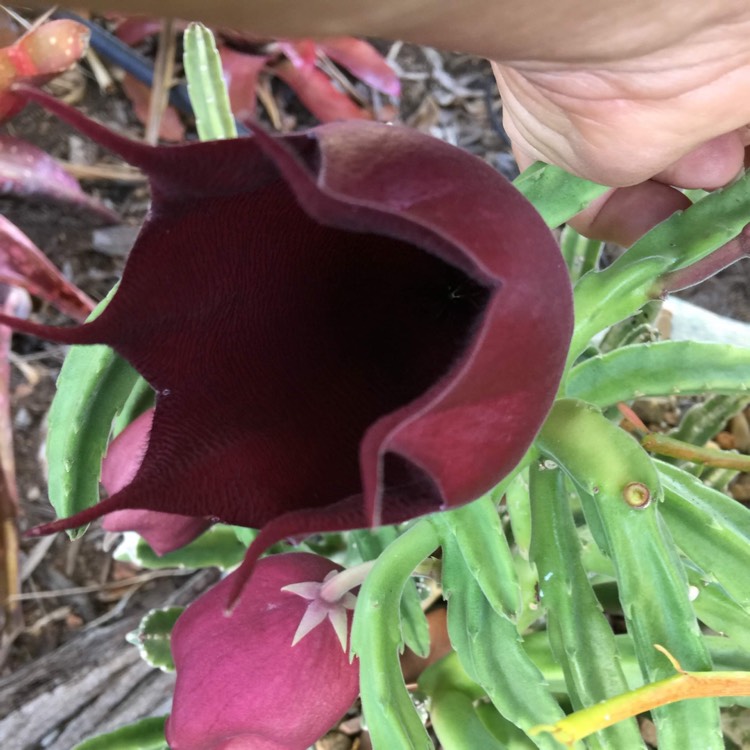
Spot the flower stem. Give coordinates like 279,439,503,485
641,433,750,471
531,662,750,746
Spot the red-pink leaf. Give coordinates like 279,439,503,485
274,59,371,122
219,46,268,124
167,553,359,750
214,28,268,48
0,135,118,223
0,216,93,321
113,17,190,47
320,38,400,96
277,39,317,69
114,16,163,46
0,20,89,120
120,74,186,143
5,87,571,603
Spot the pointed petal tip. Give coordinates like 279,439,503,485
9,84,158,172
280,582,321,599
24,494,131,539
0,312,101,345
23,517,84,539
23,525,46,539
291,603,329,646
328,607,349,652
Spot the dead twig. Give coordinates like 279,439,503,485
316,53,368,106
84,46,116,94
145,17,178,145
9,567,193,601
19,535,57,583
24,604,72,635
256,75,283,131
55,159,146,183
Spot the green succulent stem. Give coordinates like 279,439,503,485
351,519,439,750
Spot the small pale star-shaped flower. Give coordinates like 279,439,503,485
282,566,361,650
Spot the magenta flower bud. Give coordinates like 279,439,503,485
5,86,572,600
166,552,360,749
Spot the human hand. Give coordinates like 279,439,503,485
493,16,750,244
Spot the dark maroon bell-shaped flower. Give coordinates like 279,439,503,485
5,86,572,598
167,552,360,749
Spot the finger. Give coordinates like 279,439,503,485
512,144,688,245
568,181,691,246
512,136,746,245
568,135,747,244
653,131,745,189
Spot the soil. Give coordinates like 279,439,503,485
0,23,748,750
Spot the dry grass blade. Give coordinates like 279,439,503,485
56,159,146,183
9,567,194,601
84,46,116,94
255,75,283,130
145,17,178,145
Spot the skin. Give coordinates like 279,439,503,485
35,0,750,244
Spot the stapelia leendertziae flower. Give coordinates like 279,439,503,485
166,552,360,750
3,85,573,600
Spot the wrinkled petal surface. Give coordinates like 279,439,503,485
6,86,572,594
101,408,210,553
167,553,359,750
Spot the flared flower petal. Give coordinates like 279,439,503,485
3,86,572,598
166,553,359,750
101,409,211,554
